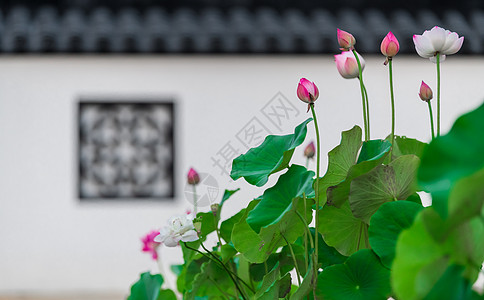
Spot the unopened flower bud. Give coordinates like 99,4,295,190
193,220,202,235
334,51,365,79
304,141,315,159
297,78,319,104
297,78,320,112
381,31,400,58
187,168,200,185
337,28,356,50
419,81,433,101
210,203,219,216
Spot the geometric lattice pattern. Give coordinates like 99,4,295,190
78,102,174,199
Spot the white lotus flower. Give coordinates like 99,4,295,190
413,26,464,63
154,214,199,247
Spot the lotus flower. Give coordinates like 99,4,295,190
304,142,315,159
337,29,356,50
187,168,200,185
413,26,464,63
419,81,433,101
155,214,199,247
141,230,161,260
334,51,365,79
381,32,400,58
297,78,319,113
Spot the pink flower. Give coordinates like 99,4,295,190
413,26,464,63
304,141,315,159
337,28,356,50
187,168,200,185
141,230,161,260
334,51,365,79
419,81,433,101
297,78,319,104
381,32,400,57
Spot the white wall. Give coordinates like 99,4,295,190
0,55,483,296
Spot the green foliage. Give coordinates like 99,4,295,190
348,155,420,223
316,126,362,207
230,118,312,186
318,201,369,256
128,272,168,300
391,135,427,158
132,100,484,300
310,228,347,268
327,139,391,208
233,195,312,263
392,209,484,300
316,249,391,300
254,263,292,300
247,164,315,233
186,260,235,299
369,201,423,268
289,261,314,300
418,101,484,218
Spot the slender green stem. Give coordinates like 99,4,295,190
362,82,371,139
309,104,321,299
427,101,435,139
281,234,302,286
200,244,248,293
352,49,368,141
199,243,249,300
208,277,234,299
193,185,198,215
295,210,315,249
436,53,441,137
309,104,320,266
212,212,223,247
302,193,309,272
305,157,309,169
388,58,396,160
184,243,254,297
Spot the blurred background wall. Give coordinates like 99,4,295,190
0,0,484,298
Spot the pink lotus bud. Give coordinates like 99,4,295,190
380,32,400,57
141,230,161,260
187,168,200,185
419,81,433,101
334,51,365,79
304,141,315,159
337,28,356,50
297,78,319,104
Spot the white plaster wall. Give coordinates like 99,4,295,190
0,55,483,296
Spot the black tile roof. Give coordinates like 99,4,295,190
0,6,483,54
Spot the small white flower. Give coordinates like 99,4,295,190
154,214,199,247
413,26,464,63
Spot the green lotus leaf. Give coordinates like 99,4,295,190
128,272,164,300
247,164,315,233
185,260,235,299
391,135,427,158
233,196,312,263
316,249,391,300
231,118,312,186
418,101,484,218
316,126,362,207
327,139,392,208
318,201,369,256
369,201,423,269
255,262,292,300
348,155,420,224
310,228,347,268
